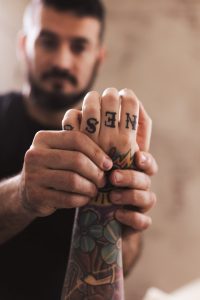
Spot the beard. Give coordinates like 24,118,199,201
28,62,99,112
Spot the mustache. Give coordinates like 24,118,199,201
41,67,78,86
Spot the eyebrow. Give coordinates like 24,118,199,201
39,29,58,39
39,29,90,45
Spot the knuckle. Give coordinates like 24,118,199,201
75,152,86,168
129,189,137,203
144,191,152,207
63,109,77,121
144,175,151,189
33,130,47,144
135,214,147,230
24,148,38,165
83,91,100,107
127,214,137,229
130,171,137,186
86,90,100,98
102,87,119,104
120,88,139,105
68,173,79,191
93,146,103,161
103,87,118,96
96,170,105,187
68,195,89,208
62,109,80,131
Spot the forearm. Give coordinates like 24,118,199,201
0,175,36,245
61,196,125,300
122,231,142,276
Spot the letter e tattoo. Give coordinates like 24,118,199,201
105,112,117,128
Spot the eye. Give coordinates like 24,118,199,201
71,42,86,54
39,37,58,51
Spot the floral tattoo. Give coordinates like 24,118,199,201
61,146,135,300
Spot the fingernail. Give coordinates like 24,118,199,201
141,215,152,226
114,171,123,183
103,157,113,170
140,154,147,163
111,192,122,203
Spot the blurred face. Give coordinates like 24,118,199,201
22,4,104,111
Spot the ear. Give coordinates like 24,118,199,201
16,30,27,61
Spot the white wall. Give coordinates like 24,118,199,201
0,1,29,91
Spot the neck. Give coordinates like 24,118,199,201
22,84,81,128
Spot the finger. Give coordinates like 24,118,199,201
134,151,158,176
115,209,152,231
37,169,98,198
27,147,106,188
44,189,90,209
110,190,156,213
99,88,121,151
109,169,151,190
137,102,152,151
32,130,113,171
62,109,81,131
80,91,101,143
25,187,90,217
119,89,139,152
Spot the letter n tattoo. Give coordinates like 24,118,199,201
126,113,137,130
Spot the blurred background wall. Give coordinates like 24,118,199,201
1,0,200,299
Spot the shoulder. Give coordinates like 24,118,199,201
0,92,24,115
0,91,23,106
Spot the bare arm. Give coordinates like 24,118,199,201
0,130,113,246
0,175,36,245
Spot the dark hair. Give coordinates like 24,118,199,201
40,0,106,40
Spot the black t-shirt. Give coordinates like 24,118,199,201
0,92,75,300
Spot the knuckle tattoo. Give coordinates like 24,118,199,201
85,117,99,134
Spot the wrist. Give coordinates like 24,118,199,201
15,174,38,221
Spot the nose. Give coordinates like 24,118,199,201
53,45,73,70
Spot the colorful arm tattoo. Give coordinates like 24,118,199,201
61,147,135,300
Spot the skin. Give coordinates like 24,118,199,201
61,88,154,299
0,3,158,277
20,4,105,127
62,88,157,277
